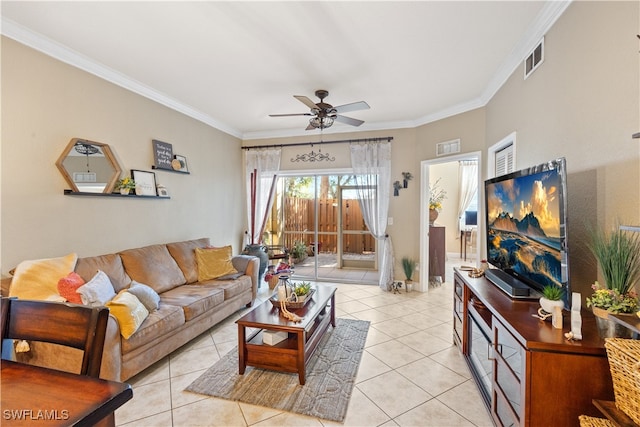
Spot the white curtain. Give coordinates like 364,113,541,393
457,160,478,234
245,148,281,245
349,141,393,290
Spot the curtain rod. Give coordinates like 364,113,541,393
242,136,393,150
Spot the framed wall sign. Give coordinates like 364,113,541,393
152,140,173,170
132,169,157,196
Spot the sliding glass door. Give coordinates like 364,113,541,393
264,174,379,284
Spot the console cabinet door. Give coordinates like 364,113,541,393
493,318,526,426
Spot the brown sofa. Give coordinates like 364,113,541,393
1,238,259,381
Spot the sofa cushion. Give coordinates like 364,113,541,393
195,246,237,281
120,303,185,354
200,276,252,301
107,291,149,339
159,285,225,321
166,238,210,284
76,270,116,307
75,253,131,293
119,244,186,293
9,253,77,301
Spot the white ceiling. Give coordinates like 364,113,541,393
1,1,570,140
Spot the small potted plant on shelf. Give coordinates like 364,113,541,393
116,177,136,195
539,284,564,314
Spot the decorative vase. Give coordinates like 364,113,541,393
120,188,130,195
592,307,634,339
243,244,268,280
429,208,439,225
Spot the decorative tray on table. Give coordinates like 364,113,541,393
269,288,315,309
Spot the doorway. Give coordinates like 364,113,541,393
419,152,482,288
265,173,379,284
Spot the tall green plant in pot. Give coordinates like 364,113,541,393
401,257,417,283
586,226,640,337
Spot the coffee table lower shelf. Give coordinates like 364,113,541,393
236,286,336,385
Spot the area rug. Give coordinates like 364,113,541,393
185,318,370,422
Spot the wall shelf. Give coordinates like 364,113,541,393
63,190,170,199
151,165,190,174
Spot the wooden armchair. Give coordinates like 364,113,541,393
0,297,109,377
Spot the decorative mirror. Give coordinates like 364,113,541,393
55,138,122,193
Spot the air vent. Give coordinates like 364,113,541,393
524,38,544,79
436,139,461,156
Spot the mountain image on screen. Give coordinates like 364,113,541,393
486,167,563,290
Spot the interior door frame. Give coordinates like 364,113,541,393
419,151,482,290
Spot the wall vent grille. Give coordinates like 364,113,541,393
524,38,544,79
436,139,461,156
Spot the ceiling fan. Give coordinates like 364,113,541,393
269,89,370,131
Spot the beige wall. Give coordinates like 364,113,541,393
1,37,245,276
2,1,638,292
485,0,640,296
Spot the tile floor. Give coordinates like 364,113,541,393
114,257,494,427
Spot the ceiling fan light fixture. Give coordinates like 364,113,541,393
309,117,334,129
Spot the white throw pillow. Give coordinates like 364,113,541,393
127,281,160,312
77,270,116,306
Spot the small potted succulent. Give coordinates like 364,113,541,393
293,281,312,302
539,284,565,314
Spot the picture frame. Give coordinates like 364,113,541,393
173,155,189,173
131,169,157,196
152,140,173,170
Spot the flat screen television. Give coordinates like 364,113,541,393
484,157,570,308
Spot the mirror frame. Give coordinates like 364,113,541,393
55,138,123,194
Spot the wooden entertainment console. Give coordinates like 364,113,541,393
453,268,614,426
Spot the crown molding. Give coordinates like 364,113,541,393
1,17,243,139
2,2,571,142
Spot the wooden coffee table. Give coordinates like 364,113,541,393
236,285,336,385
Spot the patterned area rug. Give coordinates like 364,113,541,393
185,318,370,422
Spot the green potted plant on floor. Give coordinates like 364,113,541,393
289,241,308,264
401,256,417,286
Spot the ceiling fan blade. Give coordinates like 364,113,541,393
269,113,313,117
334,101,370,114
335,115,365,127
294,95,319,110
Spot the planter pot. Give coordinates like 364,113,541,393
120,188,130,195
539,297,564,314
592,307,635,339
429,209,439,225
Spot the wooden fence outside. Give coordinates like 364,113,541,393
265,198,375,254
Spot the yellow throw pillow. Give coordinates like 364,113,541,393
195,246,238,281
9,253,78,301
106,291,149,339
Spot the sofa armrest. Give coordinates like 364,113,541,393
1,276,12,296
232,255,259,300
99,314,123,381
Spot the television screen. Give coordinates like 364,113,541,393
465,211,478,226
484,158,569,306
